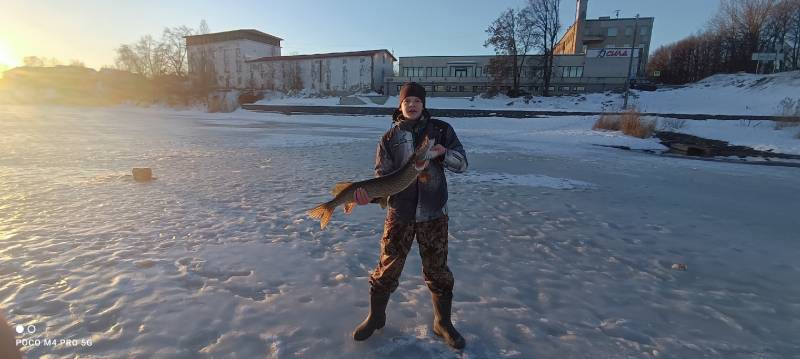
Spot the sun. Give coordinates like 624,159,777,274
0,41,18,67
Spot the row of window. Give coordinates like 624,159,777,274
402,66,553,79
402,66,491,78
395,85,588,93
607,26,649,37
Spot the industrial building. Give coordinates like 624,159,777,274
385,0,654,96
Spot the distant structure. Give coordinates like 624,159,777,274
185,29,395,95
555,0,654,72
385,0,655,97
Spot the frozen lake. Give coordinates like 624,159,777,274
1,105,798,358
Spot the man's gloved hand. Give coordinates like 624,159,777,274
354,187,371,205
430,144,447,160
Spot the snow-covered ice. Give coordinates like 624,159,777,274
1,105,798,358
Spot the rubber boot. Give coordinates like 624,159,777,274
431,291,466,349
353,292,390,341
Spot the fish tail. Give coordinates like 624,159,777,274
307,202,334,229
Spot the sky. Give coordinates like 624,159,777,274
0,0,720,70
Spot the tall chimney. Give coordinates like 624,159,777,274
574,0,588,53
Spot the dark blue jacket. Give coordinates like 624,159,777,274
375,109,468,223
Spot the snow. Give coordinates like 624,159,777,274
656,118,800,155
255,71,800,116
1,104,799,358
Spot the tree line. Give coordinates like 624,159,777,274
648,0,800,84
113,19,209,79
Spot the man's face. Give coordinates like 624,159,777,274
401,96,423,120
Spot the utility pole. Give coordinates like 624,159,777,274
623,14,639,110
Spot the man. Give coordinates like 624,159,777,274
351,82,468,349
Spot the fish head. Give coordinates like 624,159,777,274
413,136,433,159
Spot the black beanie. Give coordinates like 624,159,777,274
399,82,426,108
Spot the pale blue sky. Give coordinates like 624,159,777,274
0,0,720,69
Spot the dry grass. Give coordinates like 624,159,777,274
592,110,656,139
620,110,656,138
592,113,621,131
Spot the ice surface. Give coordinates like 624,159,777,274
1,105,798,358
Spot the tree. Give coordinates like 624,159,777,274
162,26,194,77
484,7,538,97
23,56,44,67
115,44,144,74
529,0,561,96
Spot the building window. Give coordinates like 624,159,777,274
560,66,584,78
458,85,465,92
454,67,468,77
424,85,433,91
607,27,618,37
575,86,585,91
640,26,649,36
625,27,633,36
476,66,482,77
435,85,445,92
561,86,570,91
426,67,432,77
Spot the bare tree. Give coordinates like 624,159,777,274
786,0,800,69
484,7,538,96
23,56,44,67
529,0,561,97
69,59,85,67
162,26,194,77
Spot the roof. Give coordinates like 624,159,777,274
586,17,654,22
247,49,397,62
184,29,283,46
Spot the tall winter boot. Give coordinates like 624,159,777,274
431,291,466,349
353,292,390,341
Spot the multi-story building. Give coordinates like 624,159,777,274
555,0,654,77
186,30,395,94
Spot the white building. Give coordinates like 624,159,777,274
186,30,396,95
186,29,283,89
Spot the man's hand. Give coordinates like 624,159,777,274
354,187,371,205
430,144,447,159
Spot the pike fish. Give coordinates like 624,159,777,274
307,136,433,229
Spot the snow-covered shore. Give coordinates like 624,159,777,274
256,71,800,117
1,105,798,358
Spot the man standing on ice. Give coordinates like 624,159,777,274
351,82,468,349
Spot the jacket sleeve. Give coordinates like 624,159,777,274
441,124,468,173
375,132,394,177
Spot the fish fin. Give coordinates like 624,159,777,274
331,181,352,196
307,202,334,230
344,202,355,214
419,172,430,183
378,197,388,209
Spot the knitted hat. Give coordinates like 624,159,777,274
399,82,426,108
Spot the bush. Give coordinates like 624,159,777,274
661,118,687,130
620,111,656,138
592,110,656,139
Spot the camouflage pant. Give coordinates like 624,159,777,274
369,215,455,296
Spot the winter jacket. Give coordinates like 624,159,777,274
374,109,468,223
